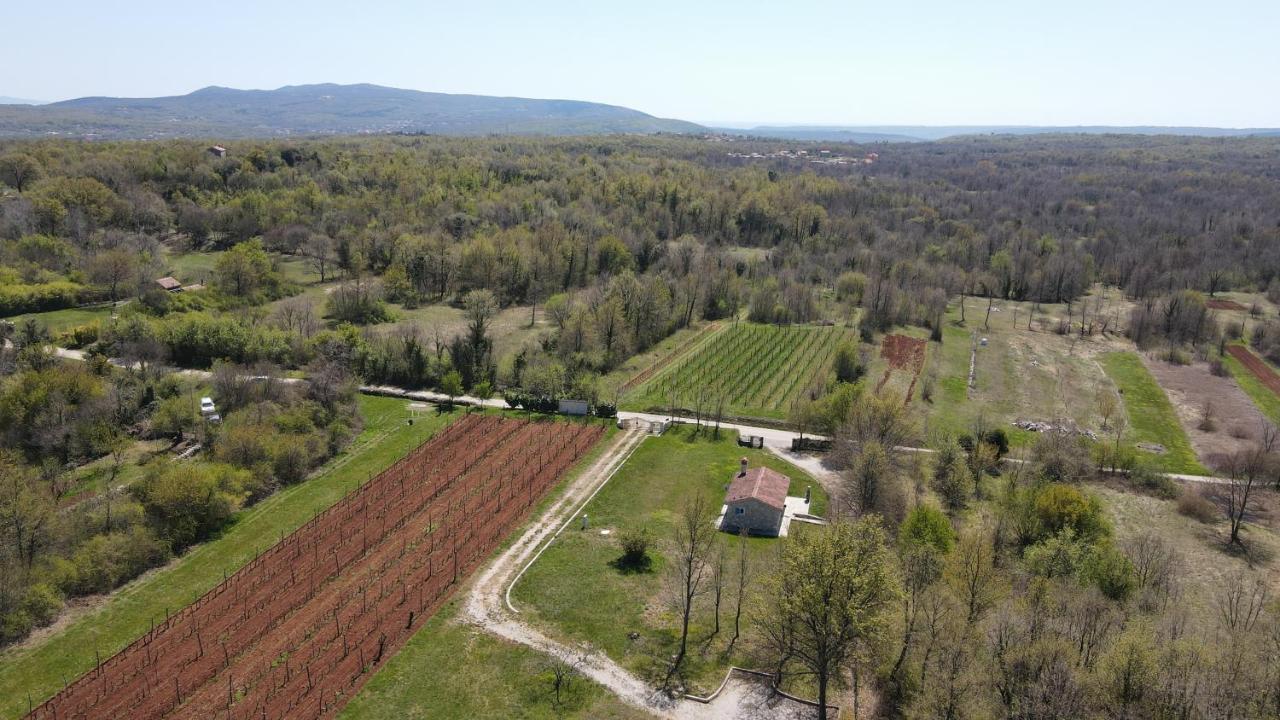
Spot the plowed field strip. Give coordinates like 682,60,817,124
1227,345,1280,396
28,416,603,720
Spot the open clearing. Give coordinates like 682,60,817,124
29,415,602,719
1100,352,1207,475
1142,356,1273,471
622,322,855,420
0,396,461,720
512,424,828,695
923,292,1129,446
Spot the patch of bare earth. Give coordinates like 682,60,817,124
1141,356,1274,471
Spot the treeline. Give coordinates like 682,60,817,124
0,330,360,645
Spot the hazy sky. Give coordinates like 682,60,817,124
5,0,1278,126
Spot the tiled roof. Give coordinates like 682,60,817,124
725,466,789,510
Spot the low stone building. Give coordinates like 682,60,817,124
720,458,789,536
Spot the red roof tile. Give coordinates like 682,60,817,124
725,466,789,510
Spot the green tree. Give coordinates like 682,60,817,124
130,463,249,550
757,517,899,720
214,239,278,299
899,504,956,554
0,153,42,192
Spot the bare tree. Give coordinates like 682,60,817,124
670,493,715,679
729,528,749,651
1224,447,1265,547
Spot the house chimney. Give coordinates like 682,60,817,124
739,457,748,476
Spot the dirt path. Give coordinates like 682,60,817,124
462,428,830,719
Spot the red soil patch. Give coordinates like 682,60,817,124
1227,344,1280,396
875,334,927,403
28,414,602,720
1207,299,1248,311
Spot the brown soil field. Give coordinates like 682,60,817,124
1227,344,1280,396
27,414,602,720
876,334,927,401
1143,356,1274,471
1206,299,1248,311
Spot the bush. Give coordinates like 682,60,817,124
1033,483,1110,542
616,527,652,570
1161,347,1191,366
0,279,85,315
1176,489,1218,523
1129,464,1180,500
833,342,866,384
899,505,956,554
1081,543,1138,601
594,403,617,418
131,463,249,550
1024,528,1084,579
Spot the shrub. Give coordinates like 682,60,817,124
0,279,84,315
1176,489,1218,523
1129,463,1180,500
833,342,866,384
1033,483,1110,542
1209,358,1230,377
1081,543,1138,601
1161,347,1191,366
899,504,956,554
131,463,250,550
1024,528,1084,579
616,527,652,571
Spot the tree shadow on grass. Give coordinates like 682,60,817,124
609,552,654,575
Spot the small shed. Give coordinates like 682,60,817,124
155,276,182,292
720,459,789,536
208,145,227,158
558,399,589,416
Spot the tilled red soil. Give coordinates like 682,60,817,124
1227,344,1280,396
1206,299,1248,311
28,414,603,720
875,334,927,402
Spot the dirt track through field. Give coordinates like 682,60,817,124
27,415,602,720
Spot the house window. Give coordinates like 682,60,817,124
734,507,745,515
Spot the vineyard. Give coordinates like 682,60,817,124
623,323,855,419
27,415,602,720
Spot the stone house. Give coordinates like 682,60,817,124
720,458,789,536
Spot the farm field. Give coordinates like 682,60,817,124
512,425,828,694
921,293,1128,446
1099,352,1208,475
0,396,460,720
621,322,856,420
1223,345,1280,426
27,414,603,720
1142,355,1274,471
6,305,116,333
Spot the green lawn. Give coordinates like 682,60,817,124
0,395,461,720
512,424,827,693
8,306,115,332
1099,352,1208,475
339,594,649,719
1222,346,1280,427
622,322,855,420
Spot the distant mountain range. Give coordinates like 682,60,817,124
0,83,1276,141
0,96,44,106
0,83,702,139
721,125,1280,142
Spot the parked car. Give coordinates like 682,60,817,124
200,397,216,415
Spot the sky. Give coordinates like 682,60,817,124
4,0,1279,127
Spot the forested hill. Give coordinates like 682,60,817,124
0,83,705,139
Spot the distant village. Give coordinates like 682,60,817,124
724,146,879,165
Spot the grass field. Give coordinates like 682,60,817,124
1099,352,1208,475
921,295,1128,448
7,305,116,332
339,600,649,720
512,424,827,694
0,395,461,720
622,322,855,420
